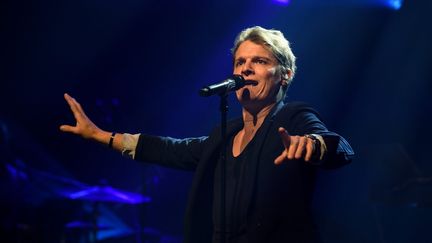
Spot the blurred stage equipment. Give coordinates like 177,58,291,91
67,185,151,204
64,184,152,242
1,161,152,242
65,220,112,231
369,144,432,207
388,176,432,207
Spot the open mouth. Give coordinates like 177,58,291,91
244,80,258,86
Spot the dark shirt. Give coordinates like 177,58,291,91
213,134,255,243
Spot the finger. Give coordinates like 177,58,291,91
64,93,75,106
278,127,291,148
64,93,85,121
69,95,84,114
294,136,307,159
64,93,80,116
73,97,85,114
274,151,287,165
287,136,300,159
304,139,314,162
59,124,78,134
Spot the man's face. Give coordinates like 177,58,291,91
233,40,284,110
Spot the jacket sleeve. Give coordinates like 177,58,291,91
134,134,208,171
286,104,354,169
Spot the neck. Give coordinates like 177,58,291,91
242,102,276,130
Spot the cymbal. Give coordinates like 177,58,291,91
67,185,151,204
4,161,151,204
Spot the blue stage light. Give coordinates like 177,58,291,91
387,0,403,10
272,0,291,6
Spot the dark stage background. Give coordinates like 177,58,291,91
1,0,431,242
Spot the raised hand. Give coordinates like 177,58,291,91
60,93,102,140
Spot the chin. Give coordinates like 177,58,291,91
239,97,265,108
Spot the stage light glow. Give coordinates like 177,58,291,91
272,0,291,6
387,0,403,10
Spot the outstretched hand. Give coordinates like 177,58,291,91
60,93,101,139
274,127,316,165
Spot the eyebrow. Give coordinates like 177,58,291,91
234,56,274,62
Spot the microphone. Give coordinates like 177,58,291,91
199,75,248,97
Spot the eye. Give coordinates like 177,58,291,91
235,60,244,67
254,58,268,65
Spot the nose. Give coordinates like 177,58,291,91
241,60,254,77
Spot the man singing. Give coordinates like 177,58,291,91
61,26,354,243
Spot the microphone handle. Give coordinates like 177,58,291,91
199,75,245,97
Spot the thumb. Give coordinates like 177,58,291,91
59,125,77,134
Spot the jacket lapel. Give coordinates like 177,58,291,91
184,118,243,243
243,101,285,219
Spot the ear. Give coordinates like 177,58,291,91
285,69,293,80
280,69,292,86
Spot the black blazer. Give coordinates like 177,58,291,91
135,102,354,243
